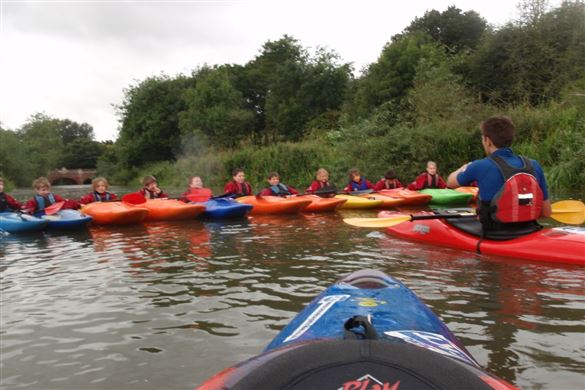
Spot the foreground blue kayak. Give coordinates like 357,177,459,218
199,269,517,390
37,209,93,229
0,212,48,233
199,198,253,219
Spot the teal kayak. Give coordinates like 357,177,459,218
420,188,473,205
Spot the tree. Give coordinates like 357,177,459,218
116,74,195,168
399,6,489,54
59,139,105,169
179,66,255,148
348,33,442,120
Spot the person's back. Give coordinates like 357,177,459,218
447,116,551,237
374,169,403,191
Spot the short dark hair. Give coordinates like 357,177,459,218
384,169,397,180
480,116,515,148
268,171,280,179
232,168,244,177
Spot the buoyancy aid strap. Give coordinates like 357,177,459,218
489,155,535,180
35,193,56,211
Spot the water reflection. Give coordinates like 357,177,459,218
1,211,584,390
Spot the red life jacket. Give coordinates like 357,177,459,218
185,188,212,202
489,155,543,224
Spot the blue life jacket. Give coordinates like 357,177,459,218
269,183,291,196
34,193,56,212
350,179,369,191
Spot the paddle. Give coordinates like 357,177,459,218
44,201,65,215
344,200,585,228
550,200,585,225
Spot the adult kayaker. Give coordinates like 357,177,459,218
407,161,447,190
79,177,117,204
23,177,79,213
447,115,551,236
0,177,22,212
374,169,404,191
343,168,374,193
181,176,212,202
259,172,299,197
223,168,253,198
139,175,169,199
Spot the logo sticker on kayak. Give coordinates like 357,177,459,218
338,374,400,390
385,330,478,367
283,294,350,343
355,297,387,307
412,224,430,235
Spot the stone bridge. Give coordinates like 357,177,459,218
48,168,97,185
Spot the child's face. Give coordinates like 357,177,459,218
146,182,158,191
0,181,4,193
37,185,50,196
426,164,437,175
318,173,328,183
352,174,361,183
268,176,280,186
233,172,245,184
190,177,203,189
95,182,107,194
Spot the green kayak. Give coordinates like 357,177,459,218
420,189,473,205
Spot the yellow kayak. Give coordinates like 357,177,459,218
335,194,384,209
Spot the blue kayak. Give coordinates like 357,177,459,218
199,269,516,389
0,212,48,233
37,209,93,229
199,198,253,219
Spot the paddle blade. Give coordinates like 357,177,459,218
44,201,65,215
343,215,412,228
551,200,585,225
122,193,147,205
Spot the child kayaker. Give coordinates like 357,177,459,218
259,172,299,197
373,169,403,191
182,176,213,202
0,177,22,212
223,168,253,198
407,161,447,190
306,168,335,193
80,177,118,204
343,168,374,193
23,177,79,214
139,175,169,199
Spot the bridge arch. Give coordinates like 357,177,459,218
48,168,97,186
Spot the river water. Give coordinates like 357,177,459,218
1,186,584,389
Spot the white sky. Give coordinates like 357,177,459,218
0,0,547,141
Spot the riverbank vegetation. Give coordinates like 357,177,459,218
2,1,583,192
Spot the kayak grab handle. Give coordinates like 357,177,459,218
340,269,396,289
344,315,379,340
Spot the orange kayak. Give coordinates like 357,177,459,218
299,195,347,212
81,202,149,225
143,199,206,221
455,186,479,202
237,196,312,215
357,193,404,208
378,189,431,206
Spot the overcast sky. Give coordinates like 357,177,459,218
0,0,550,141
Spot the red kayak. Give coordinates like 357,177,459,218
299,195,347,212
81,202,149,225
384,212,585,265
143,199,206,221
237,196,312,215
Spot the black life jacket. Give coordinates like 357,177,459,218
0,193,8,212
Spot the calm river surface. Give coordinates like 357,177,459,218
1,185,584,390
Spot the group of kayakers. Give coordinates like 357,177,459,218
0,116,550,237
